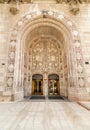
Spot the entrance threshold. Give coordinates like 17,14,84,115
30,95,64,100
30,95,45,99
48,95,64,100
23,95,68,102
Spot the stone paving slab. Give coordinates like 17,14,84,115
78,101,90,110
0,101,90,130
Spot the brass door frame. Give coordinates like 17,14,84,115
48,79,60,95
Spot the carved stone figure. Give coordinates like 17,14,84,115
10,40,15,46
79,78,84,87
9,52,15,60
78,64,83,73
8,64,14,73
7,78,13,87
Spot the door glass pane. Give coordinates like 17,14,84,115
48,74,59,95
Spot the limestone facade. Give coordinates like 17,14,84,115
0,3,90,101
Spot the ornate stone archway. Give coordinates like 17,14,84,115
6,10,87,101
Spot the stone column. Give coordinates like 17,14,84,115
43,72,48,98
29,74,32,97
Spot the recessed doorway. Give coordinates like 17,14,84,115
32,74,43,95
48,74,60,96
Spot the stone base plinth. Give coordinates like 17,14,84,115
14,91,24,101
0,91,24,102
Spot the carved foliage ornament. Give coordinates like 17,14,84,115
0,0,23,3
68,0,81,15
0,0,84,4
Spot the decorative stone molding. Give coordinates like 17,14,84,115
69,2,80,15
0,0,87,4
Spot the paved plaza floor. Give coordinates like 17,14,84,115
0,101,90,130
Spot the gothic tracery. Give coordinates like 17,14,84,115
31,38,59,71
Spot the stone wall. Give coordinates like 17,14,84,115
0,3,90,101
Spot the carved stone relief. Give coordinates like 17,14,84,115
8,64,14,73
9,52,15,60
78,77,84,87
74,40,80,48
6,35,16,89
31,38,59,71
7,77,13,87
77,64,83,73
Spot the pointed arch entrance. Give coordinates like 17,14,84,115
6,10,87,101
